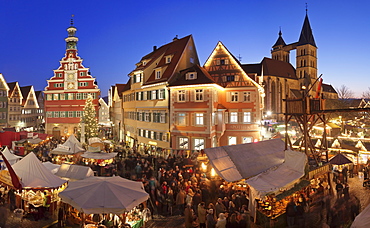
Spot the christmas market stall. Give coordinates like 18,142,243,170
50,134,85,164
59,176,149,227
10,152,67,218
55,163,94,181
81,149,118,176
0,147,22,169
246,149,307,228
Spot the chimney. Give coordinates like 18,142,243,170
153,46,157,52
173,35,178,41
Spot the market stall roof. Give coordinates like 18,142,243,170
329,153,353,165
1,147,22,165
59,176,149,214
42,162,60,174
246,149,307,198
81,152,117,160
88,137,103,145
351,202,370,228
12,152,67,189
55,164,94,181
50,134,85,155
204,139,286,182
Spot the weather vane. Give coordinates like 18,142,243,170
71,14,75,26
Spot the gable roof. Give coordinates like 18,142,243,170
0,74,10,91
322,84,337,93
20,86,33,106
168,64,215,87
131,35,197,86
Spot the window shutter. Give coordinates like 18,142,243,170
226,92,230,102
156,90,159,100
238,112,243,124
147,91,151,100
185,90,189,102
149,113,152,122
224,112,229,124
191,113,195,126
190,90,194,102
186,113,189,126
162,89,166,99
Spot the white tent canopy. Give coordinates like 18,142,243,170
351,203,370,228
55,164,94,181
12,152,67,189
42,161,60,174
246,149,307,198
204,139,286,182
51,134,85,155
81,152,117,160
1,147,22,166
59,176,149,214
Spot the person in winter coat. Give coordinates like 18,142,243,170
206,209,217,228
216,213,227,228
176,188,186,215
197,202,207,228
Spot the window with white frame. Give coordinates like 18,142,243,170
243,112,251,123
195,113,204,125
159,89,165,99
135,73,141,83
60,111,66,117
76,111,81,117
54,111,60,118
46,112,52,118
194,138,204,150
145,130,149,138
53,94,59,100
155,70,161,79
145,112,151,122
80,72,86,76
159,112,166,123
68,111,74,117
79,82,88,87
179,137,189,149
177,113,186,126
83,93,88,99
151,90,157,100
143,91,147,100
195,89,203,101
242,137,253,144
228,136,237,145
231,92,238,102
230,112,238,123
186,72,197,80
68,93,74,100
243,92,251,102
178,90,186,102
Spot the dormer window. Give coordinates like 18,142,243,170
186,72,197,80
142,61,147,66
155,69,161,79
166,56,171,63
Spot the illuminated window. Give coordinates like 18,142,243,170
159,89,165,99
243,137,253,144
195,113,204,125
243,112,251,123
194,138,204,150
135,73,141,83
179,137,189,149
230,112,238,123
151,90,157,100
228,136,237,145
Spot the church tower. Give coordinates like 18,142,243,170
271,29,290,63
296,12,318,92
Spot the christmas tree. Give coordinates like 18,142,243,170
81,94,98,140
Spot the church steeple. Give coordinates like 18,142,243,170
271,29,290,62
297,13,316,47
65,15,79,50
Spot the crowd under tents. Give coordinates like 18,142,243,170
204,138,286,182
51,134,85,155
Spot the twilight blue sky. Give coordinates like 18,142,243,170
0,0,369,97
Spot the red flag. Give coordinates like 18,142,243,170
0,151,22,190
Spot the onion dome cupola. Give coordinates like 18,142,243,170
65,16,79,50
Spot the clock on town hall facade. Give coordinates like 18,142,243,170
44,19,100,137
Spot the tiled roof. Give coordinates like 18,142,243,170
272,30,287,47
322,84,337,93
122,79,131,92
262,57,297,79
168,65,215,87
20,86,32,106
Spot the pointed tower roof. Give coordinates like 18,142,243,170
272,29,286,47
298,13,316,47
